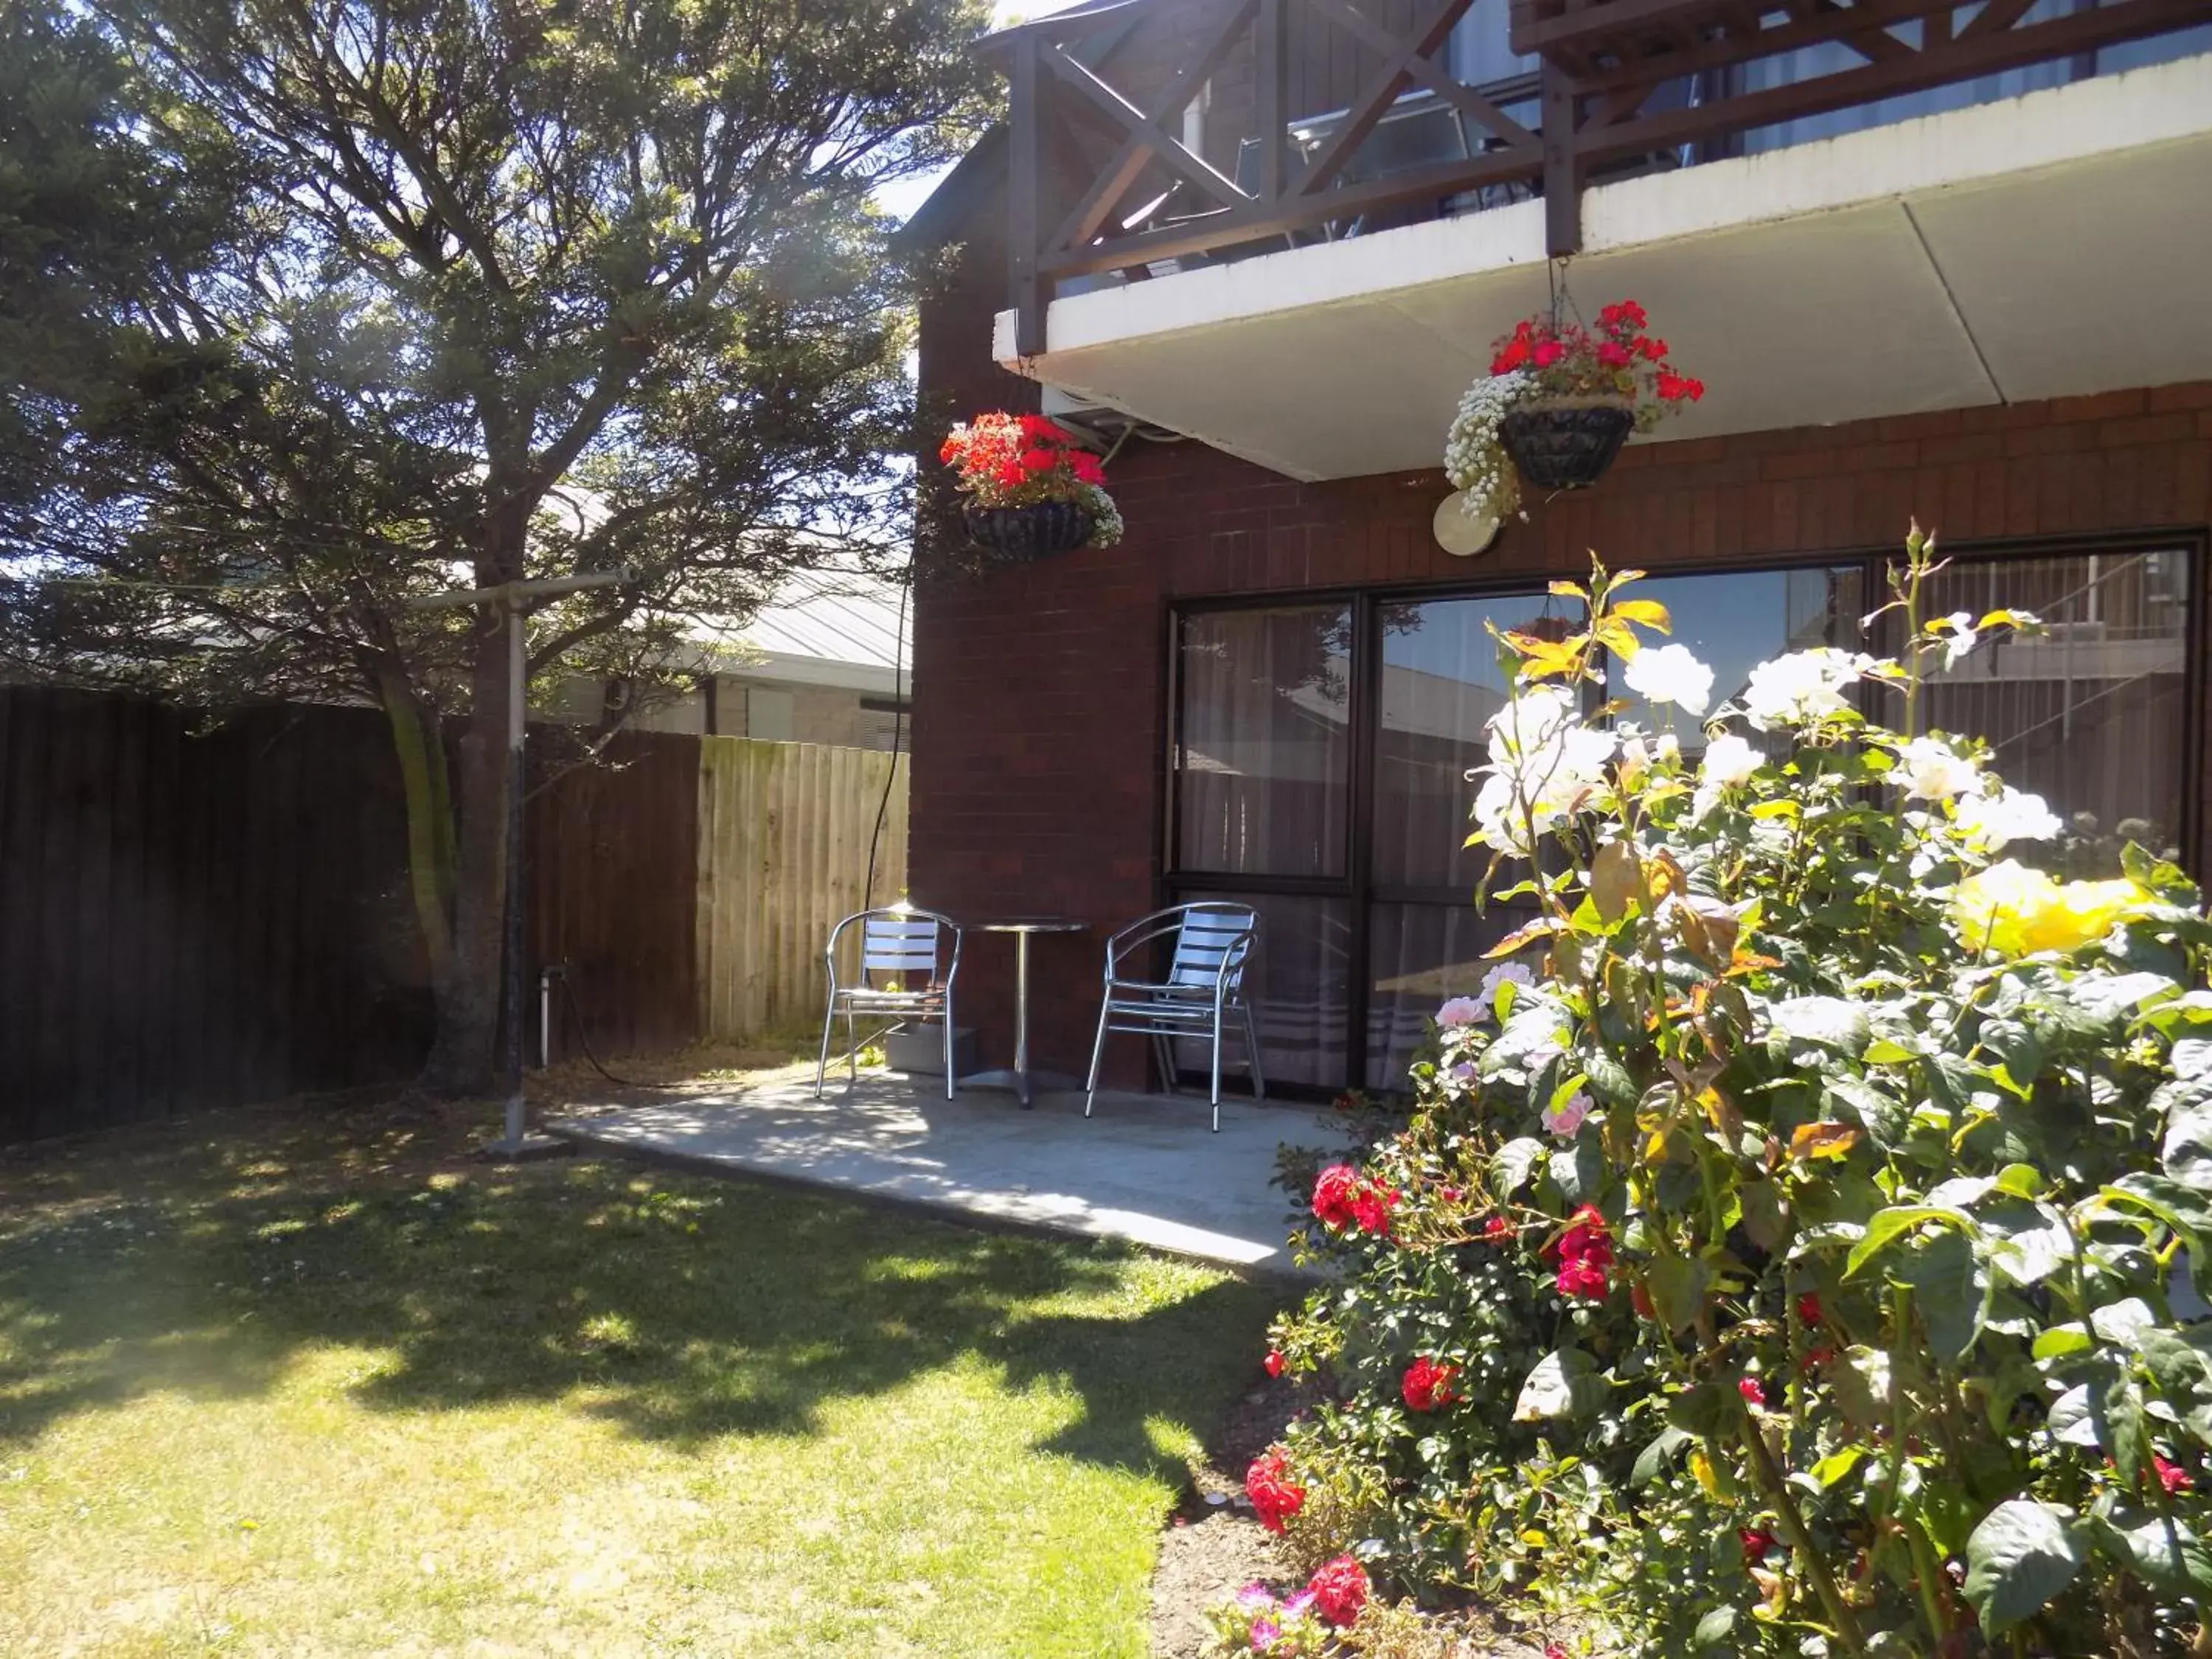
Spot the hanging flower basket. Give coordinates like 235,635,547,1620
1444,301,1703,516
940,411,1123,564
961,498,1096,560
1497,396,1637,492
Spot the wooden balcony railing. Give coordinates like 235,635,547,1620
990,0,2207,357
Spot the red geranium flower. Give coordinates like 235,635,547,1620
1312,1165,1360,1229
1402,1356,1461,1413
1596,341,1632,369
1531,340,1564,368
1307,1554,1369,1626
1246,1447,1306,1534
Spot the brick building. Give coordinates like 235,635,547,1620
906,0,2212,1096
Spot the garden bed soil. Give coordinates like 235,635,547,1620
1151,1373,1566,1659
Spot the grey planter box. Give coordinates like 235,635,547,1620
883,1023,975,1077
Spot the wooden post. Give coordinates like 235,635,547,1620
1541,57,1581,257
1009,32,1046,360
1256,0,1287,202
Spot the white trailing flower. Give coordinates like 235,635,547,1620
1079,483,1124,548
1895,735,1979,801
1954,785,2062,854
1468,684,1615,855
1443,369,1532,521
1621,643,1714,717
1740,647,1874,731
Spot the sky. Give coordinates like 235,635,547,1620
870,0,1088,225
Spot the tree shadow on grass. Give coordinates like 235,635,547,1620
0,1102,1287,1487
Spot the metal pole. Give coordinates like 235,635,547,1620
1014,928,1033,1110
410,566,631,1161
499,595,528,1144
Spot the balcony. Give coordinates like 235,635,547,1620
984,0,2212,479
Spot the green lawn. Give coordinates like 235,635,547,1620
0,1103,1281,1656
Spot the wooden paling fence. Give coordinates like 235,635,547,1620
695,736,911,1043
0,684,908,1144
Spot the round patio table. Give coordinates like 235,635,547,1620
961,919,1088,1109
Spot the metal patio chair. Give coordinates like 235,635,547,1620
1084,902,1265,1132
815,906,964,1101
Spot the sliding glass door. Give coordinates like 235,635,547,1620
1169,543,2197,1096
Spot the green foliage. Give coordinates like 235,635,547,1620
1266,532,2212,1655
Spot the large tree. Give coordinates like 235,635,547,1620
0,0,992,1091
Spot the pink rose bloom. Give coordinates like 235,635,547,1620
1436,996,1485,1028
1543,1091,1592,1138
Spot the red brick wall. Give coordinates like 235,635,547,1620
912,216,2212,1085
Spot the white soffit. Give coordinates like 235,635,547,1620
996,52,2212,482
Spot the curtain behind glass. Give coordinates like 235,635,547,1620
1910,549,2191,871
1176,606,1352,877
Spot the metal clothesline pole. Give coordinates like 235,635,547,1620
409,566,632,1159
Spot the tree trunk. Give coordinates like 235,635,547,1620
417,595,523,1096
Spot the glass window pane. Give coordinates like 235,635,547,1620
1175,607,1352,877
1368,900,1538,1091
1175,891,1352,1090
1608,566,1866,747
1374,594,1574,890
1913,549,2192,870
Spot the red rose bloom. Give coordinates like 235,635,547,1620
1557,1258,1608,1300
1312,1164,1360,1228
1349,1183,1399,1237
1402,1356,1461,1413
2157,1455,2194,1495
1246,1448,1306,1534
1552,1205,1613,1299
1630,1281,1655,1321
1802,1345,1836,1373
1264,1350,1285,1379
1307,1554,1369,1626
1797,1292,1823,1326
1483,1214,1513,1243
1739,1375,1767,1409
1739,1527,1778,1565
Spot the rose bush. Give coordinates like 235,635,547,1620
1255,529,2212,1655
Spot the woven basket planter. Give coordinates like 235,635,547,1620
963,500,1096,560
1498,397,1636,491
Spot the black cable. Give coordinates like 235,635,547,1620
862,566,910,912
556,967,640,1088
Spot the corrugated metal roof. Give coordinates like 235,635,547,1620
739,566,910,674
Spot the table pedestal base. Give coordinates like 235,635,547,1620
959,1067,1085,1110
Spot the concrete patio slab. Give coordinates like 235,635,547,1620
549,1069,1349,1276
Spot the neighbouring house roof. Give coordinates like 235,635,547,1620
691,566,913,698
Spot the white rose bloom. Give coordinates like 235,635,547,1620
1955,785,2062,853
1895,735,1978,801
1655,731,1682,767
1691,731,1762,821
1467,686,1615,853
1938,611,1978,670
1740,647,1868,731
1621,643,1714,717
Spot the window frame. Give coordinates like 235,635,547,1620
1161,530,2209,1096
